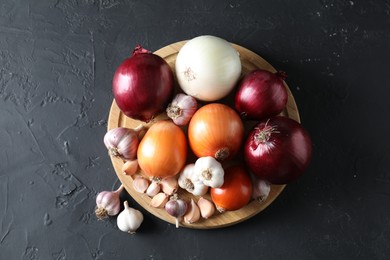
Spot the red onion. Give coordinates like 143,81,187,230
112,45,174,122
235,69,288,120
244,116,312,184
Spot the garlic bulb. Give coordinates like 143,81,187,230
95,185,123,220
178,164,208,196
117,201,143,234
104,127,140,160
165,196,187,228
194,156,224,188
166,93,198,126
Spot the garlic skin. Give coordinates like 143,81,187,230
122,159,138,175
146,181,161,197
95,185,123,220
150,192,168,208
252,178,271,202
104,127,139,160
197,197,215,219
132,176,150,193
184,199,201,224
160,177,178,195
117,201,143,234
178,164,208,196
194,156,224,188
166,93,198,126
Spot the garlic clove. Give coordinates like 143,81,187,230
160,177,178,195
252,178,271,202
197,197,215,219
117,201,143,234
146,181,161,197
122,160,138,176
150,192,168,208
184,199,201,224
132,176,150,193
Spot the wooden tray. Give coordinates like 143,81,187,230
107,40,300,229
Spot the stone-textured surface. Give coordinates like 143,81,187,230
1,0,390,259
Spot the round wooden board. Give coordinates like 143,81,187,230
107,40,300,229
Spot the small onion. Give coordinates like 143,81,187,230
175,35,241,101
235,69,288,120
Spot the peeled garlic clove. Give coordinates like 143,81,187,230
197,197,215,219
184,199,201,224
122,160,138,176
160,177,178,195
117,201,143,234
146,181,161,197
132,176,150,193
150,192,168,208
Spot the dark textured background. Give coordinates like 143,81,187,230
1,0,390,259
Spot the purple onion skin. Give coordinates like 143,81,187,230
113,50,174,122
244,116,312,184
235,70,288,120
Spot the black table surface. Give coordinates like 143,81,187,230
1,0,390,259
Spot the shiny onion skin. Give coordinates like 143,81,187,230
244,116,312,184
210,165,253,212
235,69,288,120
188,103,244,161
137,120,187,178
112,46,174,122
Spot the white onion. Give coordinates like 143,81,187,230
175,35,242,101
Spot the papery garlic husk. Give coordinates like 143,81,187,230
178,164,208,196
160,177,178,195
132,176,150,193
104,127,139,160
197,197,215,219
194,156,224,188
166,93,198,126
146,181,161,197
252,178,271,202
122,159,139,176
184,199,201,224
95,185,123,220
150,192,168,208
117,201,143,234
165,197,187,228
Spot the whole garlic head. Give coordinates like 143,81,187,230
117,201,143,234
194,156,224,188
178,164,209,196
